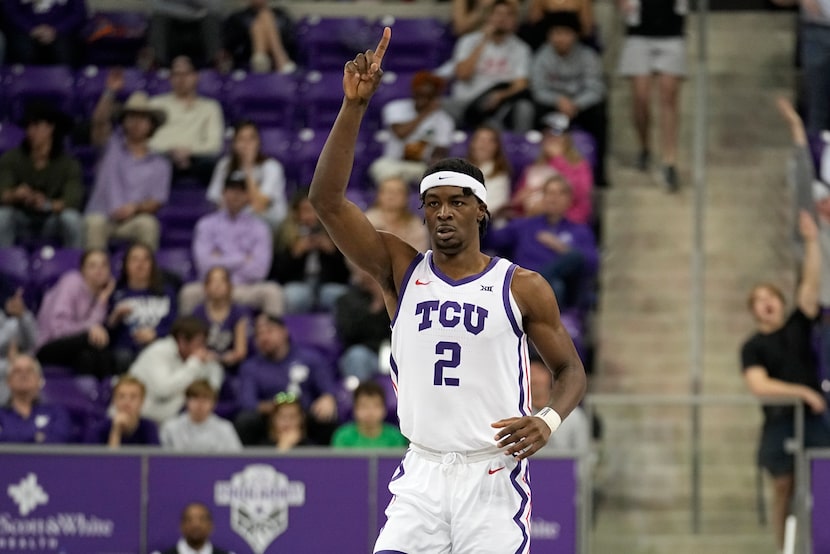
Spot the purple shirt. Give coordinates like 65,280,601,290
86,132,172,217
192,209,273,285
238,346,337,411
36,271,108,348
84,417,160,445
192,303,250,355
0,402,72,443
485,215,599,275
1,0,87,35
110,285,177,352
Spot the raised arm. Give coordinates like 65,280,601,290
309,28,416,289
796,210,821,317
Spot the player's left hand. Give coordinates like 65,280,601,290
492,416,552,460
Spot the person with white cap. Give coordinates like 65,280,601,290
309,28,586,554
86,68,172,251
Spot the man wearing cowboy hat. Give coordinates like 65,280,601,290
85,69,172,252
0,102,83,248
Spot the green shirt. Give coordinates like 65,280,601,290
331,423,409,449
0,147,83,210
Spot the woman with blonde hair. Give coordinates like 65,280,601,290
365,176,429,253
465,125,512,216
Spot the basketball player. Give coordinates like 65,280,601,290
309,28,587,553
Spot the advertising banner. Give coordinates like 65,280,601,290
813,458,830,554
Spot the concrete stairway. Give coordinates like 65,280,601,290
589,8,799,553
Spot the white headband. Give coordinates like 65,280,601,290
419,171,487,203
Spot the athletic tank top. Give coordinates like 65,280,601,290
390,251,532,452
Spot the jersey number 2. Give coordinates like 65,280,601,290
434,341,461,386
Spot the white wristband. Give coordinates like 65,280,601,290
535,407,562,433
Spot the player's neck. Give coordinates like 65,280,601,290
431,249,491,281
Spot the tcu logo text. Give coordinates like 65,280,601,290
415,300,489,335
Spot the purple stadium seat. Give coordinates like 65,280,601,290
40,375,106,442
295,16,376,71
300,71,347,130
560,308,586,363
225,71,298,128
372,17,453,73
258,126,293,161
29,247,84,310
0,247,30,292
155,247,195,283
0,123,24,154
215,375,241,420
283,312,343,364
503,131,542,177
83,11,149,67
290,128,329,188
4,65,76,124
157,187,215,249
74,66,149,118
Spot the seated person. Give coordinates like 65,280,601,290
147,1,223,68
86,70,172,252
368,72,454,186
234,314,338,445
486,175,598,308
0,285,37,405
334,264,391,382
149,56,225,182
152,502,233,554
207,120,289,229
223,0,296,73
37,249,116,379
128,316,223,425
85,375,160,447
180,174,283,316
332,381,408,449
365,176,429,253
191,267,250,372
160,379,242,452
465,125,513,216
108,243,178,374
0,354,71,444
262,393,315,450
270,189,350,314
1,0,86,66
0,103,83,248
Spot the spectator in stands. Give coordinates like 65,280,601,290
334,264,391,382
442,0,534,132
332,381,407,449
129,316,223,425
223,0,296,74
487,175,598,308
108,242,178,374
36,249,116,379
262,393,315,449
365,176,429,253
511,114,593,223
85,375,160,447
741,211,830,552
521,0,594,50
465,125,512,216
452,0,500,36
191,267,250,372
180,175,283,316
530,352,590,452
234,314,338,445
530,12,607,187
0,354,71,444
160,378,242,451
0,0,86,66
149,56,225,183
617,0,687,191
152,502,232,554
86,72,171,252
368,72,455,186
146,0,223,69
207,120,288,229
270,189,350,314
0,103,83,248
0,287,37,405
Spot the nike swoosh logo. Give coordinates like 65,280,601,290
488,466,506,475
438,176,452,180
415,279,431,285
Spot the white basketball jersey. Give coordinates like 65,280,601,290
390,252,532,452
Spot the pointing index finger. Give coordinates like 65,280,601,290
373,27,391,69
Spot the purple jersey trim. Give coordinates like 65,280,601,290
391,252,424,327
502,263,522,338
389,451,408,483
429,252,501,287
390,354,399,381
510,460,530,554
